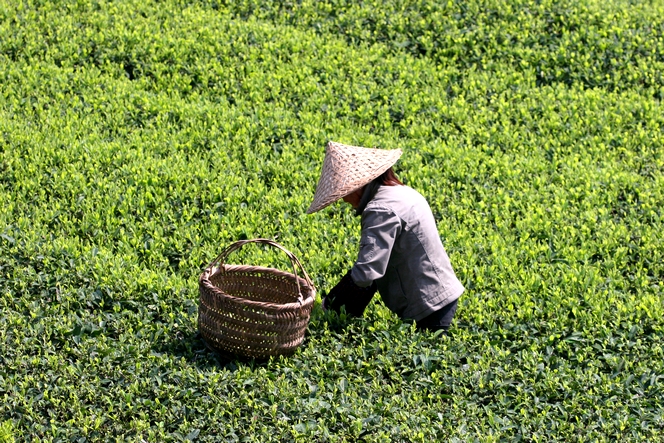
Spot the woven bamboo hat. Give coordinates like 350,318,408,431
307,141,402,214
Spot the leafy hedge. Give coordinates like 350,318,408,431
222,0,664,94
1,0,663,441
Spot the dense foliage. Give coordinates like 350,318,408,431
1,0,663,441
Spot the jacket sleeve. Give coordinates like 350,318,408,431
350,207,402,287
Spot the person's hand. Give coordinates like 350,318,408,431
322,270,377,317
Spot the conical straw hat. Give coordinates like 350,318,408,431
307,141,402,214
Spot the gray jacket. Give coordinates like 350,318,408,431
350,185,464,321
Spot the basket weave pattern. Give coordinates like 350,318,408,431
198,240,316,359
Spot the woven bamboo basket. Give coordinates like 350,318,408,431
198,239,316,359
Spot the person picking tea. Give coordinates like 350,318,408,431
307,141,465,332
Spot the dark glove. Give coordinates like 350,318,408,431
322,270,377,317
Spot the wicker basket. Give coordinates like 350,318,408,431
198,239,316,359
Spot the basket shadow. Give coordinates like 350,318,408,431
153,328,272,369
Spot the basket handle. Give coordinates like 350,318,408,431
207,238,315,301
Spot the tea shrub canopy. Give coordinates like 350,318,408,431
1,0,663,441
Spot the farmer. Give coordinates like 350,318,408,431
307,141,465,332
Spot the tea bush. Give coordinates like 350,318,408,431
1,0,663,441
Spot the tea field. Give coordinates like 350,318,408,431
1,0,663,441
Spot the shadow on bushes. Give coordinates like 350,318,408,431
153,328,274,370
155,302,402,370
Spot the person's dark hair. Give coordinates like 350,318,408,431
377,167,403,186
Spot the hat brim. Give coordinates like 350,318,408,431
307,141,402,214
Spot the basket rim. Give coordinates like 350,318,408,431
199,264,316,312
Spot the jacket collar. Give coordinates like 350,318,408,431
355,179,381,216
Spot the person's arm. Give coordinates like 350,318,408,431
350,208,402,287
322,208,401,317
322,270,376,317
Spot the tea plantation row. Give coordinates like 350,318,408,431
1,0,663,441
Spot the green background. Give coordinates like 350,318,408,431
1,0,663,441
